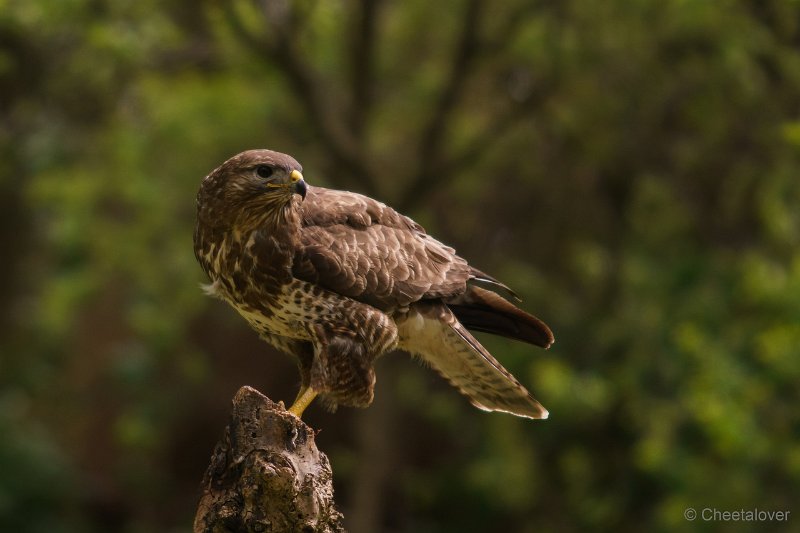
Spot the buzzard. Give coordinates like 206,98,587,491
194,149,554,419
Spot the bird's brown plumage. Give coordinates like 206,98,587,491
194,149,554,418
293,186,473,308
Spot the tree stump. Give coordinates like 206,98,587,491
194,386,344,533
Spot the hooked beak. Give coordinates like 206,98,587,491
290,169,307,200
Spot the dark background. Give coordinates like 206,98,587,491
1,1,799,531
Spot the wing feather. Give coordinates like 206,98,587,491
398,303,548,419
447,285,554,348
293,186,472,309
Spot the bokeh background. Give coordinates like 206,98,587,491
2,1,800,531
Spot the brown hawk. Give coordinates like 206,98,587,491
194,149,554,419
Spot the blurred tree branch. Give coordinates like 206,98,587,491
400,0,485,210
396,0,549,211
348,0,381,143
222,0,379,195
221,0,547,213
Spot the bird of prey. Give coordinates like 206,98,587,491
194,149,554,419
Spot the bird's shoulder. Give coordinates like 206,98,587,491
299,186,424,233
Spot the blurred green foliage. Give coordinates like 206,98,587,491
1,0,799,531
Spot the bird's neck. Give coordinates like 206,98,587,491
231,202,300,261
236,198,299,236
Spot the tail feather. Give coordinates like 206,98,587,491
468,267,521,301
447,285,554,348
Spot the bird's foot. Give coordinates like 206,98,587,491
288,387,318,418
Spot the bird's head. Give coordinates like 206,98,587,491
197,149,307,230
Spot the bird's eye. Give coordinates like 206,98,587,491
256,165,274,179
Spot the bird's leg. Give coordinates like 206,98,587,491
288,386,318,418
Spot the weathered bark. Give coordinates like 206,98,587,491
194,386,344,533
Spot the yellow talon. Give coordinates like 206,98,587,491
288,387,318,418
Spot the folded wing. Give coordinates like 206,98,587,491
292,186,472,309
